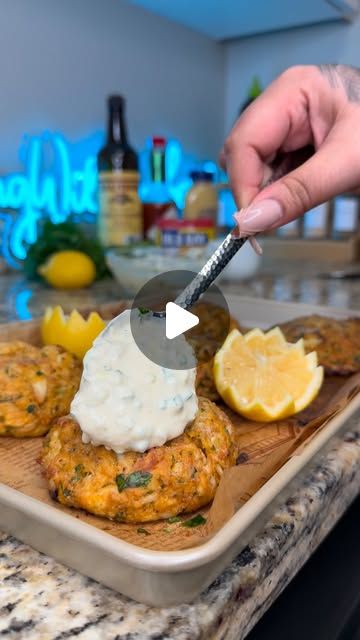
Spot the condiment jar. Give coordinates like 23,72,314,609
156,218,215,255
183,171,218,226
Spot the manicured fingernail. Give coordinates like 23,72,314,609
234,199,283,235
249,237,263,255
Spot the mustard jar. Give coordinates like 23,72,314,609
184,171,218,226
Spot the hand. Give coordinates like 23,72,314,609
221,64,360,235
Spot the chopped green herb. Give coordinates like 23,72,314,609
182,514,207,528
137,527,150,536
36,370,44,376
114,511,125,522
112,241,154,258
126,471,152,487
73,464,89,481
125,471,152,488
138,307,150,316
62,487,71,498
26,404,36,413
168,516,182,524
4,426,16,434
115,471,152,492
163,527,171,533
115,475,127,492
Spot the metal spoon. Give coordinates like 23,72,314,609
151,147,316,317
153,230,249,317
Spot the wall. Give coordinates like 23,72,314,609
0,0,225,171
224,18,360,134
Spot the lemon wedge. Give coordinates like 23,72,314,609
214,327,323,422
38,250,96,289
41,305,106,359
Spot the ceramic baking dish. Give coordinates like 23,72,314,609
0,296,359,606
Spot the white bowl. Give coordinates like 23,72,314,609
107,238,261,296
106,248,204,295
206,238,261,282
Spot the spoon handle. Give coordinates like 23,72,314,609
174,231,248,310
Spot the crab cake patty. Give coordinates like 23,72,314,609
0,341,82,437
195,355,220,402
189,303,242,401
40,397,236,523
278,315,360,376
188,302,241,345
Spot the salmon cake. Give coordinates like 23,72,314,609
278,315,360,376
188,302,239,344
188,302,242,401
40,397,236,523
0,341,82,437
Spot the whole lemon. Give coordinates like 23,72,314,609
38,250,96,289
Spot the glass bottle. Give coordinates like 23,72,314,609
142,136,173,239
97,95,142,247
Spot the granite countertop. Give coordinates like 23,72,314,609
0,263,359,640
1,259,360,322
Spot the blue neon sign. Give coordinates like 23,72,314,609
0,132,98,261
0,131,222,266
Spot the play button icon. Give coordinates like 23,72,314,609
165,302,199,340
130,269,230,370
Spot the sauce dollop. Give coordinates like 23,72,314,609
71,309,198,454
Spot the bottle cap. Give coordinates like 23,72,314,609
190,170,214,182
152,136,166,148
108,95,124,108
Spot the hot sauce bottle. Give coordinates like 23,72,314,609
142,136,173,239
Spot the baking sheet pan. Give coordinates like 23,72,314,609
0,296,359,606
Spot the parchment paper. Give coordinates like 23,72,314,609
0,303,359,551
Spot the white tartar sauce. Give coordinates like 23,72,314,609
70,309,198,454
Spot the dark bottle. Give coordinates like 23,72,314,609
142,136,173,239
97,95,142,247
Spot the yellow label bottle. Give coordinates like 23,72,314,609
97,95,142,247
98,170,142,246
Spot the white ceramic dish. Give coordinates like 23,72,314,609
106,238,261,294
0,296,359,606
106,247,205,294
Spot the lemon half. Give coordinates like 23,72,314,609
214,327,323,422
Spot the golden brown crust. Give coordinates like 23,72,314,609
0,341,82,437
188,302,233,343
189,303,242,401
278,315,360,376
195,359,220,402
40,397,236,523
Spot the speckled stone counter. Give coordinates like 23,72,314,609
1,259,360,322
0,263,359,640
